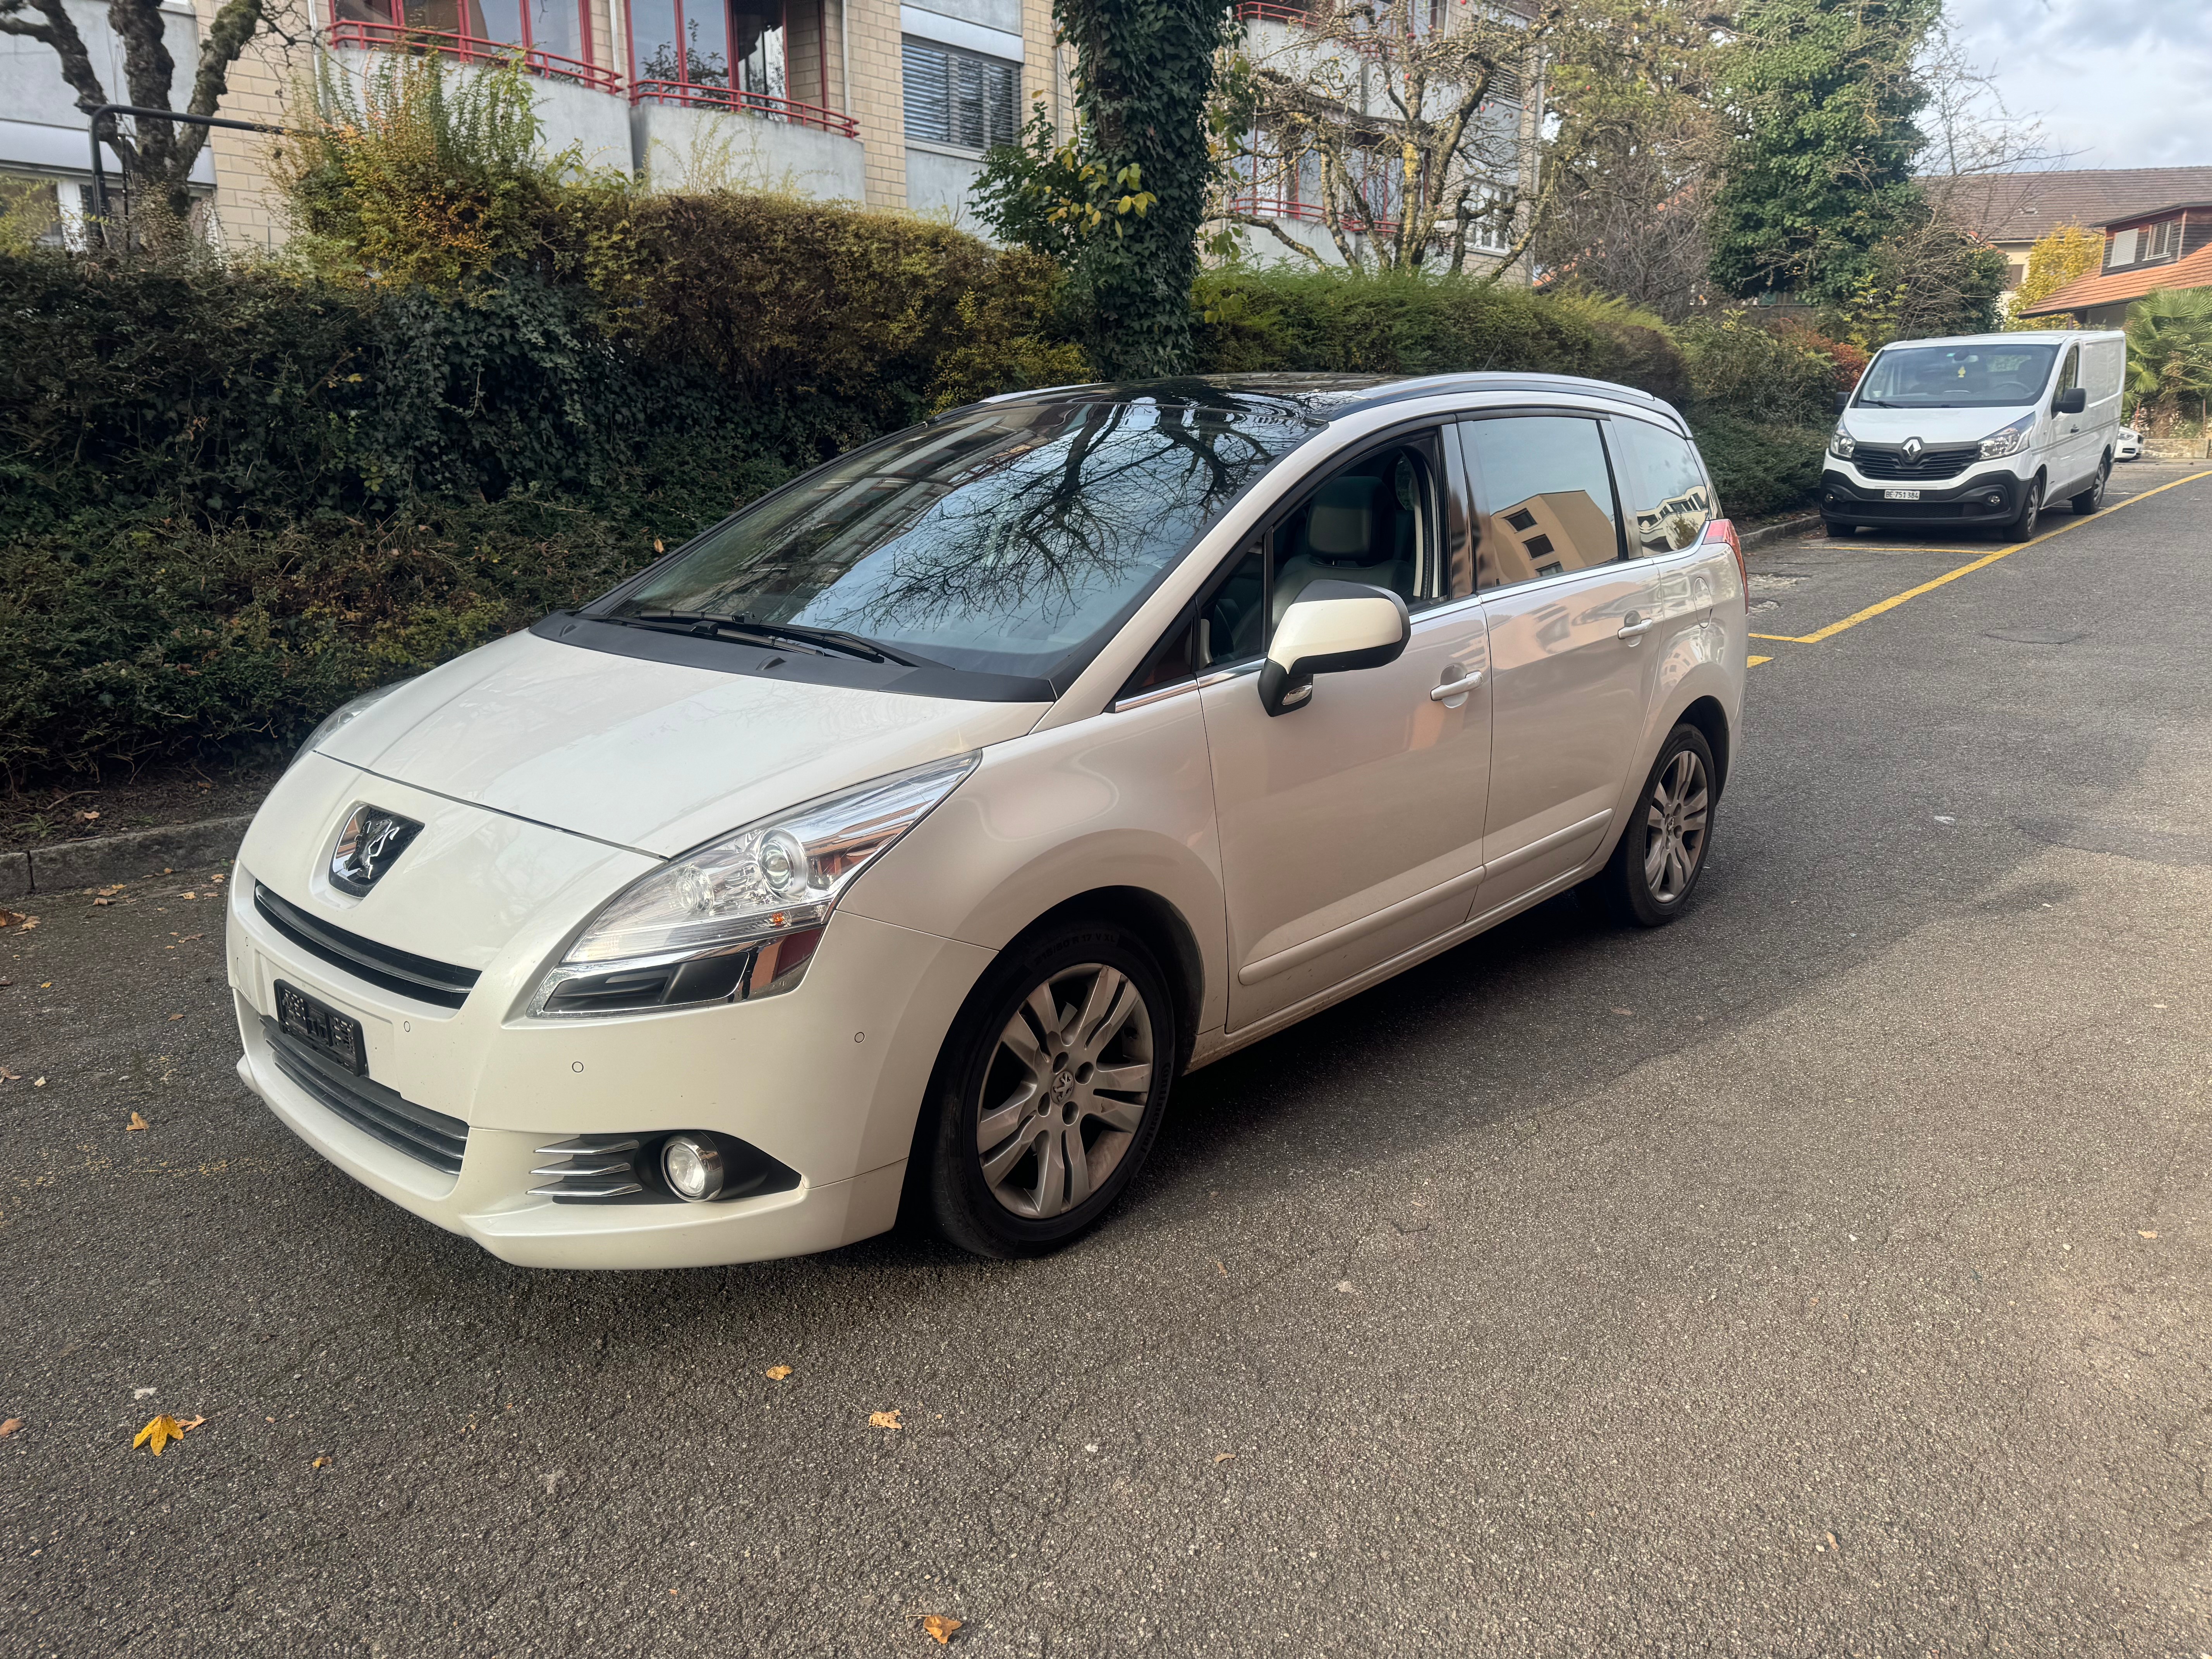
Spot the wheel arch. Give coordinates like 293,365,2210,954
1676,693,1733,795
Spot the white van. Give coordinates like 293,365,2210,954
1821,330,2126,540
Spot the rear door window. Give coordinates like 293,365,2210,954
1610,419,1714,554
1459,416,1622,589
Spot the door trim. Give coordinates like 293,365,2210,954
1482,809,1613,881
1237,860,1489,986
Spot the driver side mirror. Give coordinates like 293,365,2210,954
1833,390,1850,415
1257,580,1411,717
2055,386,2087,415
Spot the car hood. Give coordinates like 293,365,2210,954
318,631,1049,857
1842,405,2035,446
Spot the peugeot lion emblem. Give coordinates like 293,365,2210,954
1903,436,1925,460
329,805,423,896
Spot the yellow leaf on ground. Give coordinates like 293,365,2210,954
127,1113,150,1131
920,1613,962,1644
869,1409,903,1431
312,1456,330,1468
2139,1230,2159,1239
133,1414,194,1455
765,1365,793,1381
1214,1452,1235,1463
0,1419,21,1438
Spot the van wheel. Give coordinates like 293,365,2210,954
1997,479,2041,542
2070,457,2110,515
1596,725,1717,928
915,922,1175,1259
1822,517,1853,538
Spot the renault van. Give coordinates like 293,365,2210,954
227,374,1747,1268
1821,331,2126,539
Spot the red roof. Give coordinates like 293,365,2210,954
2018,240,2212,318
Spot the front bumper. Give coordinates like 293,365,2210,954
228,867,995,1269
1820,466,2024,527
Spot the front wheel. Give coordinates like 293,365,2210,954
1998,478,2042,542
1596,725,1717,928
2070,457,2110,515
916,922,1175,1259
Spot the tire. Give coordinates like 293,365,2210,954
1997,477,2041,542
2069,457,2111,515
1596,725,1717,929
1822,517,1853,538
915,921,1176,1259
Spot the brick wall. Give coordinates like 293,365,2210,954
193,0,314,251
842,0,905,208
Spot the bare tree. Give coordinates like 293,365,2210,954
0,0,297,246
1213,0,1565,278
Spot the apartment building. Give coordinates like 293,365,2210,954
1,0,1527,269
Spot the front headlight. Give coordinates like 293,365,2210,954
1978,414,2035,459
289,680,412,772
529,753,979,1017
1827,426,1856,460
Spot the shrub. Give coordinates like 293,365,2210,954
1686,410,1826,517
2125,288,2212,429
1677,313,1837,426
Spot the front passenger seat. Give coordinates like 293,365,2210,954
1271,474,1411,625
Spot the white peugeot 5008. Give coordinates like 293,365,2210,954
228,374,1748,1267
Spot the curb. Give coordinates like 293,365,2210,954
0,813,255,901
1738,513,1820,553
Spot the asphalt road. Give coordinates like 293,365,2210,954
6,461,2212,1659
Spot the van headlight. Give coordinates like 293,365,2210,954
1978,414,2035,459
1826,426,1856,460
527,753,978,1017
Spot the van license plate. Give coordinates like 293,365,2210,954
1883,488,1921,501
276,980,368,1075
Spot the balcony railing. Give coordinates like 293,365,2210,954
1232,2,1312,23
628,80,860,138
1224,192,1399,237
327,20,623,94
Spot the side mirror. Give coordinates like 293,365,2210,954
1257,580,1411,717
1833,390,1850,415
2055,386,2087,415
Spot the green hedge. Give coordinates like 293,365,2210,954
1,204,1826,781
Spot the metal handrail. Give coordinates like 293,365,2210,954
327,19,623,94
83,103,289,230
627,79,860,138
1224,193,1401,237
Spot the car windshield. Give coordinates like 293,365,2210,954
599,394,1320,680
1854,344,2060,410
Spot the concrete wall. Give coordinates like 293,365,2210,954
633,100,866,198
1,0,215,187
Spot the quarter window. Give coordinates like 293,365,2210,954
1611,419,1713,554
1460,416,1620,589
902,38,1018,151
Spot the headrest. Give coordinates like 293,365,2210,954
1307,475,1378,560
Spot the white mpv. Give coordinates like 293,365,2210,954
227,374,1748,1267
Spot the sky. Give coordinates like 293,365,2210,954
1947,0,2212,170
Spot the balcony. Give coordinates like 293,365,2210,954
326,19,622,93
629,79,857,139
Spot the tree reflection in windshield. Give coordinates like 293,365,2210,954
608,393,1319,679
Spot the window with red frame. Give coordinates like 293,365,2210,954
631,0,786,96
334,0,594,62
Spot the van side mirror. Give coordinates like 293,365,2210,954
1258,581,1411,717
2055,387,2087,415
1833,390,1850,415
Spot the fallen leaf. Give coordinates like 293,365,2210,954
765,1365,793,1381
0,1419,21,1438
653,538,665,552
920,1614,962,1645
1213,1451,1235,1464
92,897,110,907
312,1456,329,1468
182,892,197,901
127,1112,150,1131
133,1413,201,1455
0,1068,16,1082
134,1387,157,1400
210,874,225,884
33,1078,45,1088
167,1013,183,1021
869,1409,903,1431
1610,1006,1634,1016
81,810,100,821
2139,1230,2159,1240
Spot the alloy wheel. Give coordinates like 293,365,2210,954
976,963,1156,1219
1642,749,1709,905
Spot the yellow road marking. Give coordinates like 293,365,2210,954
1757,470,2212,647
1747,654,1773,667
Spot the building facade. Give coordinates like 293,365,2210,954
2016,198,2212,328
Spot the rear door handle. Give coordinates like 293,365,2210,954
1429,670,1482,702
1618,617,1657,641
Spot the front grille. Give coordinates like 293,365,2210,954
254,884,479,1009
261,1017,469,1173
1851,498,1976,519
1851,444,1977,482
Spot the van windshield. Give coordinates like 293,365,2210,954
1853,344,2060,410
597,394,1318,682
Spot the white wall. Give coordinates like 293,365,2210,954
632,100,867,199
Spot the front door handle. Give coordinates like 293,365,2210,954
1429,669,1482,702
1618,616,1658,641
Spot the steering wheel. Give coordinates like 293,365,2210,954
1988,379,2032,398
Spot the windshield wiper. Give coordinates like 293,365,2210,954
613,610,926,667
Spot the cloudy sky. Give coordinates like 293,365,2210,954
1947,0,2212,169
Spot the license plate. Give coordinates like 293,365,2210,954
276,980,368,1075
1884,488,1921,501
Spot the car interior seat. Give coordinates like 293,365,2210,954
1271,471,1414,626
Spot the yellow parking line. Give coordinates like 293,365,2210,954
1747,654,1773,667
1762,470,2212,648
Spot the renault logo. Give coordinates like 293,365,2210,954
329,805,423,896
1903,436,1925,460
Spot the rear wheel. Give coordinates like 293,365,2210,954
1597,725,1717,928
2070,457,2110,515
916,922,1175,1259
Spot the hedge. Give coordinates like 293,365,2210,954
0,198,1827,781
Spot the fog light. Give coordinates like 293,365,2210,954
661,1133,725,1202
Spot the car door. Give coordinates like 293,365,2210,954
2047,343,2090,493
1192,425,1495,1030
1466,411,1690,913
